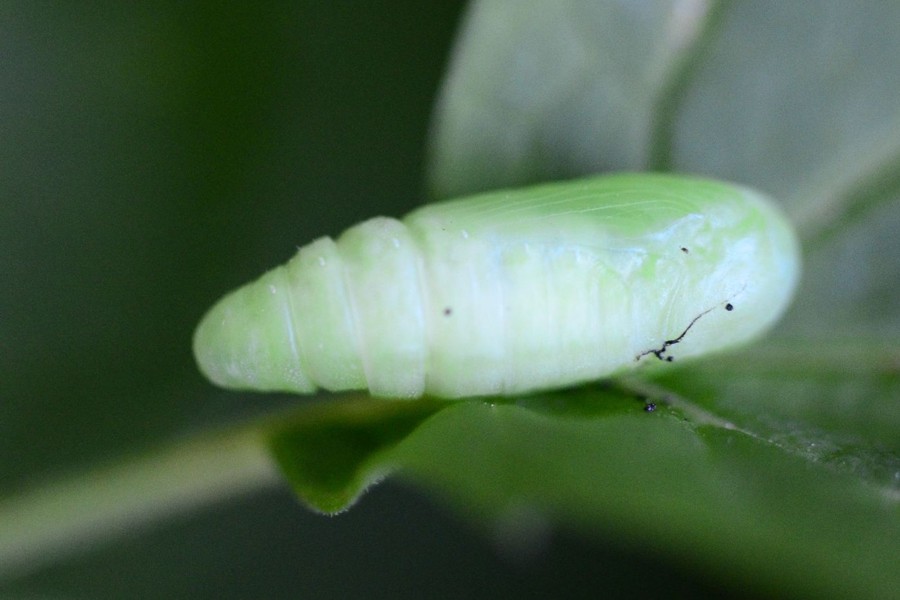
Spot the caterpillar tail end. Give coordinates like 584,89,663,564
192,268,316,394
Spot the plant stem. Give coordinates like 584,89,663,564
0,426,280,580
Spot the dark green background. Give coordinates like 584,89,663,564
0,3,730,598
1,2,462,487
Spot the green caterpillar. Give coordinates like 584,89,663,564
193,173,801,399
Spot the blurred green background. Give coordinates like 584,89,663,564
0,2,735,598
1,2,460,488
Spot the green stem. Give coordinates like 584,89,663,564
0,426,279,580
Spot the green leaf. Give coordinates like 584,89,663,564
670,1,900,231
266,398,447,513
390,399,898,600
427,0,723,198
268,385,899,599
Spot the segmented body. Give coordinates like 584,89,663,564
193,173,800,398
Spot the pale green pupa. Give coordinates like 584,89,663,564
193,173,801,399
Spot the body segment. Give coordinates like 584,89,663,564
194,173,801,398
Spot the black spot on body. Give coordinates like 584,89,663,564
725,303,734,311
680,247,689,253
443,307,453,316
